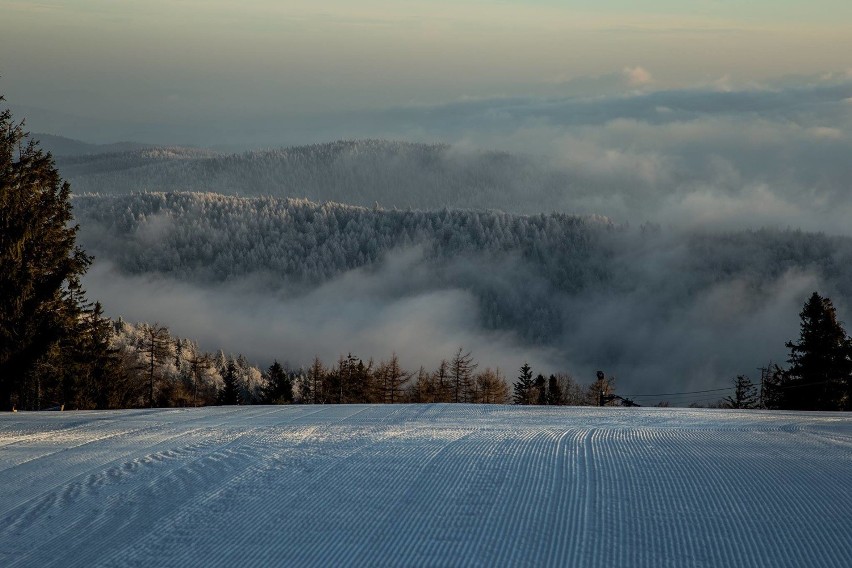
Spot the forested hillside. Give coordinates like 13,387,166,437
55,134,852,235
73,192,852,390
31,133,155,157
58,141,574,212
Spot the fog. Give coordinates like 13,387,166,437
82,244,824,399
75,193,852,399
84,255,563,386
54,81,852,235
23,78,852,399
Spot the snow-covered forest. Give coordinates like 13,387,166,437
74,191,852,392
50,130,852,238
104,319,263,408
55,319,602,409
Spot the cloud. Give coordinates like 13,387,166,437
62,78,852,399
82,233,840,400
84,252,562,379
63,80,852,236
807,126,844,140
623,66,653,87
75,185,852,399
418,84,852,233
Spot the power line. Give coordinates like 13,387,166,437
634,392,727,401
626,387,731,398
622,377,843,404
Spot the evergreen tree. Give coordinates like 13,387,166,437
513,363,534,405
784,292,852,410
295,369,312,404
759,363,786,410
534,374,548,405
234,353,260,404
262,360,293,404
349,358,372,404
547,374,563,405
723,375,759,409
69,301,119,409
0,99,94,410
219,358,241,405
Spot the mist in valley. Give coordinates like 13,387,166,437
72,191,852,396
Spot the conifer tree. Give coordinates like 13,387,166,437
723,375,759,409
759,364,786,410
513,363,534,405
784,292,852,410
219,358,241,405
348,358,372,404
547,374,563,405
262,360,293,404
534,374,548,405
1,98,95,410
67,301,119,409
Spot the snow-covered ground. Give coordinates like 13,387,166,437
1,405,850,567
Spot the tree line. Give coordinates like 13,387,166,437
4,301,848,411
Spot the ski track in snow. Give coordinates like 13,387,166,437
0,406,850,567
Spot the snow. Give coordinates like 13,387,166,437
1,405,850,567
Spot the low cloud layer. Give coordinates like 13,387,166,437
82,252,824,400
430,82,852,234
84,253,563,384
55,80,852,235
60,79,852,400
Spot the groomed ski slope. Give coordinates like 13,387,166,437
1,405,850,567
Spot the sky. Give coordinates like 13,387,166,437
1,0,851,145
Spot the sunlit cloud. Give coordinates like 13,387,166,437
623,66,654,88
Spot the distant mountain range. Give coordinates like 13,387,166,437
31,133,159,157
48,138,579,213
